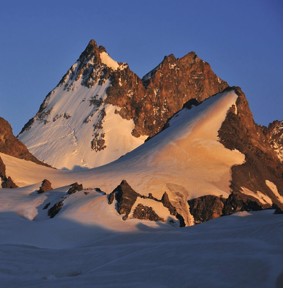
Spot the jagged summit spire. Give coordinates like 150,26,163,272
87,39,97,47
78,39,100,62
179,51,198,63
83,39,107,53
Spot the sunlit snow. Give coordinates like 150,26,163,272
99,51,120,70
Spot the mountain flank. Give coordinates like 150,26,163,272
18,39,228,169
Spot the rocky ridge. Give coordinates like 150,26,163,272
261,120,283,162
0,117,47,166
106,50,228,137
218,87,282,210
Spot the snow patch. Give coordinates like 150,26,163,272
265,180,283,203
241,187,273,206
100,51,120,70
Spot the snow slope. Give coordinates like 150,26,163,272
0,199,282,287
18,51,147,170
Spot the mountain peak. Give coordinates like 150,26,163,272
79,40,119,69
179,51,198,63
87,39,97,47
78,39,100,63
19,41,229,169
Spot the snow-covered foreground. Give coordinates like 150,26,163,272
0,209,282,287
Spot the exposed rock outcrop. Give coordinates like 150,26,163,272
38,179,53,193
108,181,185,226
67,182,83,195
189,195,225,224
261,120,283,163
108,180,139,220
48,200,64,218
0,117,47,166
133,204,164,222
218,87,283,210
189,192,271,224
222,192,265,215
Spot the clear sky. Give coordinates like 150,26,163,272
0,0,282,134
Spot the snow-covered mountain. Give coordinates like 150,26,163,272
1,39,282,287
18,39,228,169
3,87,283,225
0,84,282,286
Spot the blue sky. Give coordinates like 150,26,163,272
0,0,282,134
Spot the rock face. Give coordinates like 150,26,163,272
189,193,267,224
133,204,163,222
108,180,139,220
189,195,225,224
18,39,228,169
108,180,184,226
48,200,64,218
261,120,283,162
222,192,265,215
107,51,228,137
218,87,283,210
38,179,53,193
0,117,46,166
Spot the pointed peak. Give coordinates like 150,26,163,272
178,51,199,64
83,40,108,56
82,39,100,55
162,53,177,63
86,39,98,49
78,40,121,70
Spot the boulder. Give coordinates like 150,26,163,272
67,182,83,194
38,179,53,193
108,180,139,219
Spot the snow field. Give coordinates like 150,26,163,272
0,208,281,287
